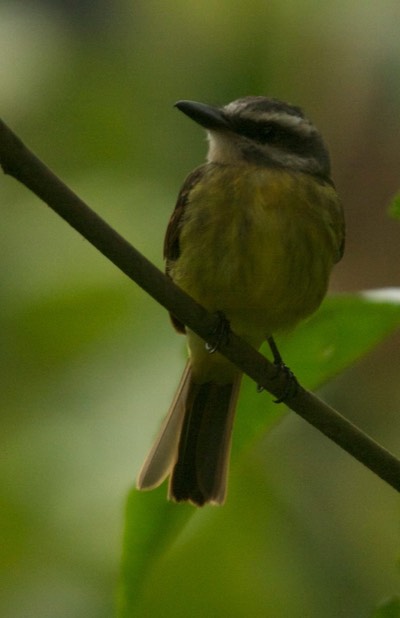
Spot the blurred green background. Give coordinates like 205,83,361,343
1,1,400,616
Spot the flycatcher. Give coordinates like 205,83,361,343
137,96,345,506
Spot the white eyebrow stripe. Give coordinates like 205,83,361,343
236,110,316,136
210,98,329,176
223,98,317,138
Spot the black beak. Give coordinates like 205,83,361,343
175,100,229,130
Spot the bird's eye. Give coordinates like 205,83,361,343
258,123,283,143
260,124,273,137
234,118,286,143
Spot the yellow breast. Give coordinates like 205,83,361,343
171,163,343,350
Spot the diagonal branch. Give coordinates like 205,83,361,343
1,118,400,492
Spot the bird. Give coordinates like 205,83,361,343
136,96,345,506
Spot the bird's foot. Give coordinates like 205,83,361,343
205,311,231,353
257,336,299,403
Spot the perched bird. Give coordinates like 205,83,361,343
137,96,345,506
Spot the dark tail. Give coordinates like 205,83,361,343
137,363,241,506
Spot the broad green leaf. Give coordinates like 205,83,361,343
388,192,400,220
119,289,400,616
372,596,400,617
235,288,400,452
117,486,193,618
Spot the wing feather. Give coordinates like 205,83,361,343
164,165,209,333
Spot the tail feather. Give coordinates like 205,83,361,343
137,363,241,506
170,380,240,505
136,363,191,490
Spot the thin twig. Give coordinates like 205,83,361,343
1,118,400,492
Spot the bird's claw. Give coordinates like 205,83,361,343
257,335,299,403
205,311,231,353
271,362,299,403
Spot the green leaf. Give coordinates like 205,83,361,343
372,596,400,617
118,289,400,616
117,486,193,618
388,192,400,220
279,288,400,387
234,288,400,453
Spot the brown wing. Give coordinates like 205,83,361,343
327,185,345,264
335,200,346,263
316,176,345,264
164,165,208,264
164,165,208,333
